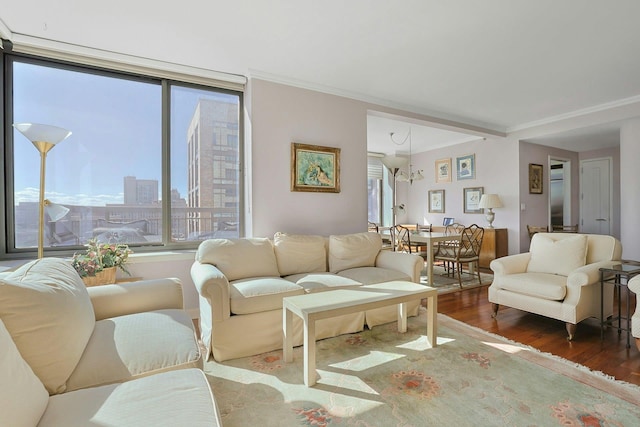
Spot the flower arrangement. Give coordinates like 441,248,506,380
72,238,133,278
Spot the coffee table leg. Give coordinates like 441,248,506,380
303,318,316,386
283,307,293,363
426,293,438,348
397,302,408,332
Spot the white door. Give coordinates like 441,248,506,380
580,158,611,235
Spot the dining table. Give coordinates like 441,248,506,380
380,230,462,285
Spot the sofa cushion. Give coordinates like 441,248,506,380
273,232,327,276
196,238,279,281
527,234,588,276
66,309,202,392
40,369,221,427
329,232,382,273
229,277,304,314
0,318,49,426
338,266,411,285
284,272,362,293
494,272,567,301
0,258,96,394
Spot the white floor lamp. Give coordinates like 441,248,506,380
14,123,72,258
382,154,408,250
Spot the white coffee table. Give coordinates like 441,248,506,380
283,280,437,386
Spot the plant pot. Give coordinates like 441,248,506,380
82,267,117,287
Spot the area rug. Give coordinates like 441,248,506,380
421,264,493,294
204,309,640,426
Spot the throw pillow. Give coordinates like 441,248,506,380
328,232,382,273
0,258,96,394
527,234,588,276
0,318,49,426
273,232,327,276
196,238,280,281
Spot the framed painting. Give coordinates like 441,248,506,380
428,189,445,213
529,163,543,194
456,154,475,180
463,187,484,213
435,158,452,183
291,142,340,193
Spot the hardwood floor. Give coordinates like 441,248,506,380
437,285,640,387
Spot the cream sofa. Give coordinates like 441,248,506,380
192,232,424,361
0,257,222,426
489,233,622,340
627,275,640,351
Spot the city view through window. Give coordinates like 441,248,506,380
11,59,240,252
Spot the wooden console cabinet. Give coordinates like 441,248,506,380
479,228,508,269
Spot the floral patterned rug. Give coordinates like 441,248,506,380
204,310,640,426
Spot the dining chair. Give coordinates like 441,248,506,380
367,221,379,232
435,222,465,272
435,224,484,288
391,225,422,254
527,225,548,240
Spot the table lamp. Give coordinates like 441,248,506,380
478,194,503,228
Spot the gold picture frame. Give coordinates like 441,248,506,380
291,142,340,193
529,163,543,194
435,158,452,183
428,189,445,213
463,187,484,213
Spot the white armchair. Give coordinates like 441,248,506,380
627,275,640,351
489,233,622,340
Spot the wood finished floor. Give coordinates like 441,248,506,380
437,285,640,387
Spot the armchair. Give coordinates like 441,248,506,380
627,275,640,351
489,233,622,340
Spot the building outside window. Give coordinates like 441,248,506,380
4,53,242,256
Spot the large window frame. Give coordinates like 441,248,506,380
1,47,244,259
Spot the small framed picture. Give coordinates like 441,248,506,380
435,158,452,183
428,189,445,213
463,187,484,213
456,154,475,180
291,142,340,193
529,163,543,194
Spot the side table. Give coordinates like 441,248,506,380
599,263,640,348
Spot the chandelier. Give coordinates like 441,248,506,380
390,128,424,184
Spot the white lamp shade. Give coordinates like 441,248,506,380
412,170,425,181
478,194,503,209
13,123,72,145
381,155,408,170
396,171,410,182
44,200,70,222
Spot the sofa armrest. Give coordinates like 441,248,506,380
375,250,423,283
87,278,184,321
490,253,530,276
190,262,231,323
629,275,640,294
564,260,621,306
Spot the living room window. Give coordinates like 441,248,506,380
3,52,243,257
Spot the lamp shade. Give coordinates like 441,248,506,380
13,123,72,146
44,200,70,222
381,154,408,170
478,194,503,209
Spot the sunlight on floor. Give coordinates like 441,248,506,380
483,341,530,354
329,350,404,372
396,334,455,350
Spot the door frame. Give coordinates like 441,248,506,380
548,156,572,229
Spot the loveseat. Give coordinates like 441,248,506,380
489,232,622,340
0,257,222,426
192,232,424,361
627,275,640,351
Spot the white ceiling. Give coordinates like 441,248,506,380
2,1,640,153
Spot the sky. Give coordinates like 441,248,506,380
12,59,238,206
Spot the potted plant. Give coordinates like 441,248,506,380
72,238,133,286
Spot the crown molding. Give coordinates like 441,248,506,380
507,94,640,134
0,17,12,41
